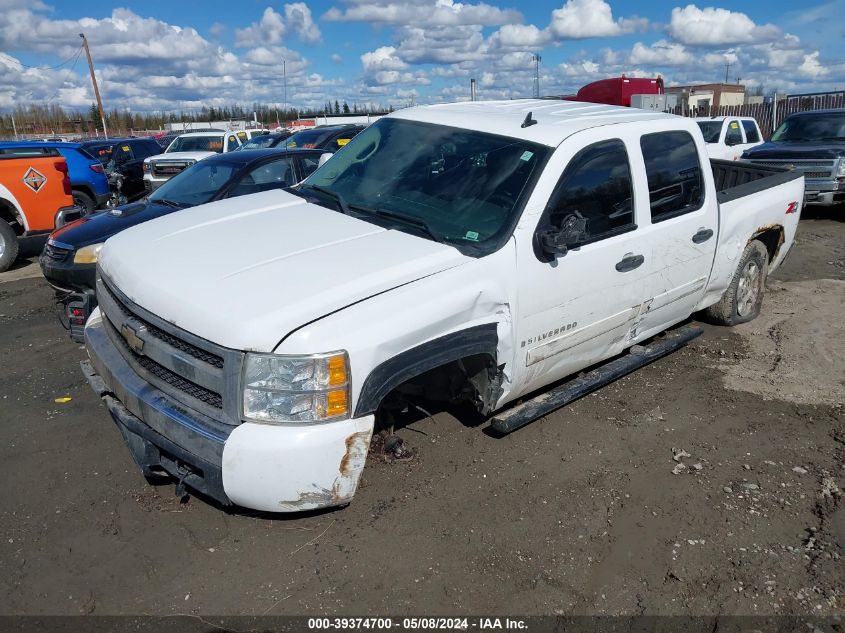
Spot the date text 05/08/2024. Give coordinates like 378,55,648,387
307,617,528,630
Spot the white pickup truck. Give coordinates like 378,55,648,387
142,131,243,192
82,100,804,513
695,116,764,161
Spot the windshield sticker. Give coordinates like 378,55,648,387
121,145,130,151
336,138,350,146
464,230,479,241
520,150,534,161
730,122,739,129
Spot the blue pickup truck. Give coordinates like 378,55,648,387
0,141,111,212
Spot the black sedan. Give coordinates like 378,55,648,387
41,147,325,341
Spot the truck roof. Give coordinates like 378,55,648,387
389,99,676,147
177,131,228,138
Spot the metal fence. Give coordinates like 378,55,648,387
668,91,845,140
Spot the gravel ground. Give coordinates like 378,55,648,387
0,209,842,617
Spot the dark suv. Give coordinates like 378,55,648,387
80,137,163,201
741,109,845,206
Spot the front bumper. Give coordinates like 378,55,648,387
55,205,85,228
39,251,97,295
804,190,845,206
83,309,375,512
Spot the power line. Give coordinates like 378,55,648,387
15,45,84,71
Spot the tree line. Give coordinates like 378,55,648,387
0,100,391,138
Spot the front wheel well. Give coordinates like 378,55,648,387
353,324,502,420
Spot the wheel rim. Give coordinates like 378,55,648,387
0,231,5,258
736,260,760,317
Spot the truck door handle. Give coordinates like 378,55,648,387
692,228,714,243
615,254,644,272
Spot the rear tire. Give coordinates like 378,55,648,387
0,220,19,273
72,190,95,214
704,239,768,326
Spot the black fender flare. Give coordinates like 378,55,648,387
353,323,499,417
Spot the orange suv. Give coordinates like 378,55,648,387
0,147,81,272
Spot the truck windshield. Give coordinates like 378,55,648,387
298,118,551,255
148,160,238,207
771,113,845,142
167,135,226,153
696,121,723,143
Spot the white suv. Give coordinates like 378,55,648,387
143,131,243,191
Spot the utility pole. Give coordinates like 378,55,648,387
80,33,108,138
11,114,18,140
533,53,541,98
724,61,731,84
283,59,287,127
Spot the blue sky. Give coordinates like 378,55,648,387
1,0,843,113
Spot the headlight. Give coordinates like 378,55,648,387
242,351,350,423
73,243,104,264
836,159,845,178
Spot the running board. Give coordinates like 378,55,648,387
489,324,703,435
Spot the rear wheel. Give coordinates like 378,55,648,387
704,239,768,326
0,220,19,272
72,190,95,214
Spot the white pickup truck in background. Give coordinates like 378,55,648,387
142,131,244,192
82,100,804,513
695,116,765,161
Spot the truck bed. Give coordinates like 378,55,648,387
711,159,802,204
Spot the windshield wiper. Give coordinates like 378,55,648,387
369,208,444,243
154,198,185,209
302,184,352,215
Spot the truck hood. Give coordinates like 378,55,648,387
742,141,845,160
98,190,470,352
146,151,216,163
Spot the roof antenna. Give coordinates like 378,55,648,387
521,111,538,128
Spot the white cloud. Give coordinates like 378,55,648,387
323,0,521,26
490,24,550,49
234,4,320,48
668,5,781,46
331,53,343,64
629,40,693,66
798,51,827,78
360,46,407,71
549,0,647,39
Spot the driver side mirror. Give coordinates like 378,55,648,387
318,152,333,168
538,212,589,259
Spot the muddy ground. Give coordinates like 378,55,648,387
0,210,842,617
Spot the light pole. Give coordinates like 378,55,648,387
80,33,108,138
532,53,541,98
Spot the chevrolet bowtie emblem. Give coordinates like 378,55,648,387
121,321,146,355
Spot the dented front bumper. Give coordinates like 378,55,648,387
83,308,374,512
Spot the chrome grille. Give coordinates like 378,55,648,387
44,243,71,261
96,273,243,424
105,317,223,409
152,161,192,178
748,159,836,179
101,282,224,368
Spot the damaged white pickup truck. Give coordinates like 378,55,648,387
82,100,804,512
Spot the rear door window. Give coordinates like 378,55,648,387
640,131,704,222
725,120,743,145
741,120,761,143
